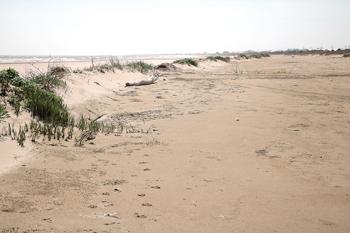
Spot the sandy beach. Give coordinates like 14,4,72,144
0,55,349,233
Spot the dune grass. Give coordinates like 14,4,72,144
21,81,70,125
1,65,157,146
0,68,20,96
206,56,231,63
238,52,270,59
28,71,66,92
126,61,153,73
0,68,70,125
82,58,124,73
0,105,9,121
174,58,198,67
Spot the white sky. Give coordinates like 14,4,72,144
0,0,349,55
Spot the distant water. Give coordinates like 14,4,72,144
0,54,203,64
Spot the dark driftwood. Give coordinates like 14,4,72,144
125,77,158,87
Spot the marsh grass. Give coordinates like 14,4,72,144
174,58,198,67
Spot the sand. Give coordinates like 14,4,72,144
0,55,349,233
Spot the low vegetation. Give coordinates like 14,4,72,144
344,53,350,58
0,105,9,121
0,68,70,138
83,58,124,73
174,58,198,67
0,68,70,125
270,48,350,56
0,68,19,96
80,59,154,74
0,67,154,146
206,56,231,63
126,61,153,73
237,52,270,59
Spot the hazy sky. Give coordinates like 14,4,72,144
0,0,349,55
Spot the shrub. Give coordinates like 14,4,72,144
126,61,153,73
174,58,198,67
344,53,350,58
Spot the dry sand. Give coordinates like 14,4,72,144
0,55,350,233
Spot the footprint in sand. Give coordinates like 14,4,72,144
255,149,280,159
134,213,147,218
255,149,268,156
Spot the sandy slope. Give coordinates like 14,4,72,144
0,55,350,233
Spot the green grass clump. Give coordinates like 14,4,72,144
206,56,231,63
0,68,20,96
238,52,270,60
28,71,66,92
126,61,153,73
0,68,70,125
174,58,198,67
82,58,123,74
48,66,70,78
0,105,9,121
238,53,249,59
20,80,70,125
